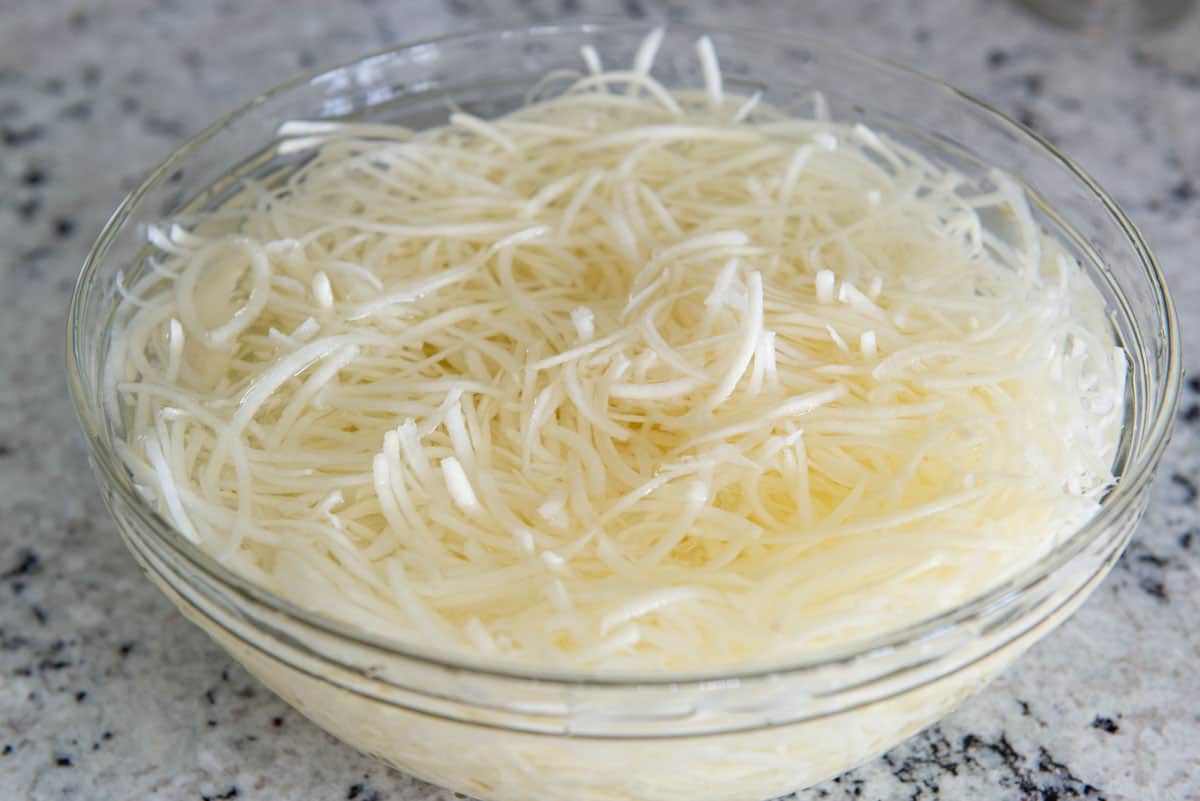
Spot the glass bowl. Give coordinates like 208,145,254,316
66,20,1181,801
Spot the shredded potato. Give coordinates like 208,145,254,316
110,33,1125,672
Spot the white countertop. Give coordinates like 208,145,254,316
1,1,1198,799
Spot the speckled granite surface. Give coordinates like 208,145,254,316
1,1,1198,799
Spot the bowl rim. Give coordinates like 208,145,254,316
67,18,1183,687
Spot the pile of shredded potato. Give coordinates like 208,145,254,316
110,31,1125,671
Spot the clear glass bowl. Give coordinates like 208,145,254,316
66,21,1181,801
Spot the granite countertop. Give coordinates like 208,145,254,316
2,1,1198,799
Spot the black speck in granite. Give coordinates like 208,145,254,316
55,755,72,767
21,165,46,186
1183,404,1200,424
882,727,963,797
3,548,41,581
68,9,90,32
202,787,240,801
1,628,30,651
1038,748,1103,796
621,0,647,18
1,745,11,755
235,685,256,699
144,115,186,138
60,100,92,121
2,124,44,146
205,688,218,705
1015,699,1048,727
181,49,204,72
21,245,53,264
830,773,868,795
1118,541,1172,602
1130,47,1159,70
1092,716,1120,734
347,785,364,800
1022,73,1044,96
271,716,284,728
663,4,688,22
1014,104,1038,131
118,641,136,657
80,63,102,87
1137,551,1168,568
954,734,1106,799
31,605,46,624
1139,577,1168,601
74,691,87,703
53,217,75,238
14,197,38,221
1180,529,1195,550
206,719,218,727
101,732,112,741
1188,375,1200,393
1170,180,1195,204
1170,472,1197,504
986,48,1009,69
370,10,398,41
